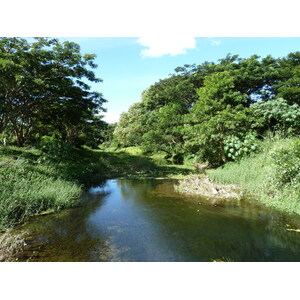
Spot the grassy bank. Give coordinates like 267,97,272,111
0,146,82,230
98,146,194,179
2,137,299,230
0,145,194,230
207,137,300,215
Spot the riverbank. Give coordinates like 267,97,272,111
2,136,299,261
175,174,242,200
2,137,299,232
207,137,300,215
174,137,300,216
0,146,82,231
0,145,194,231
0,145,195,260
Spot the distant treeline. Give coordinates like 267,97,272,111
0,37,107,148
114,52,300,164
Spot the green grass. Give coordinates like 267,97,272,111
0,146,81,230
207,136,300,215
0,145,194,230
96,147,194,179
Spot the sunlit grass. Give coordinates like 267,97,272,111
0,146,81,230
208,136,300,215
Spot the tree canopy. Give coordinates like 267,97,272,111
114,51,300,165
0,37,106,147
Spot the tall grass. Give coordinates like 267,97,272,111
208,135,300,214
0,146,81,230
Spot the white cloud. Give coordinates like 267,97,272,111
102,111,120,124
210,39,221,46
138,37,196,58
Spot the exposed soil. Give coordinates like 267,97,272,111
175,174,242,200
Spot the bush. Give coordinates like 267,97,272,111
270,138,300,187
251,98,300,135
208,136,300,215
0,145,84,229
224,133,260,161
0,133,16,146
39,136,75,162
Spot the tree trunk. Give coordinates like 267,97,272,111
14,127,25,147
15,134,25,147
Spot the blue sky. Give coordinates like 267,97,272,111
60,37,300,123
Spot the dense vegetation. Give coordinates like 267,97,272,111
208,134,300,214
0,37,107,148
114,52,300,165
1,37,300,229
114,51,300,213
0,37,109,229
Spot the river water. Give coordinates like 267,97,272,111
14,179,300,261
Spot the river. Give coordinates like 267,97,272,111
12,179,300,261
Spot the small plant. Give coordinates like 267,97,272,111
224,133,259,161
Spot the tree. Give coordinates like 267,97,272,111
113,51,300,165
277,59,300,105
0,37,106,146
185,72,251,164
114,102,148,147
142,103,185,163
141,74,197,112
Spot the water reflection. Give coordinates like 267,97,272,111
13,179,300,261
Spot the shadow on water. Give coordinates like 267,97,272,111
13,181,117,261
12,179,300,262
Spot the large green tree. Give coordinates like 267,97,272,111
184,72,252,164
114,102,148,147
276,52,300,105
114,51,300,165
142,102,185,162
0,37,106,146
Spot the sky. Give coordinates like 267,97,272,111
59,37,300,123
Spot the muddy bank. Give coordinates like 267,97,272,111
0,230,28,262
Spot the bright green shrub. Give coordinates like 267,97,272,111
0,158,81,229
270,138,300,187
251,98,300,135
224,133,259,161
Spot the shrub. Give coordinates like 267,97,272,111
224,133,259,161
0,162,81,229
251,98,300,135
39,136,75,162
270,138,300,187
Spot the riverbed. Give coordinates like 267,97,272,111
11,179,300,261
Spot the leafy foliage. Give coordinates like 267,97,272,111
114,103,148,147
184,72,251,164
251,98,300,134
142,103,185,162
277,52,300,105
270,139,300,187
0,37,106,147
114,51,300,166
224,133,259,161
